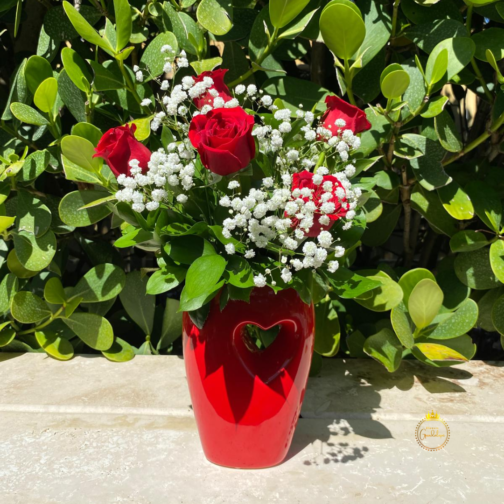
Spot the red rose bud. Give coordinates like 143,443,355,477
289,171,349,238
192,69,233,110
188,107,256,176
320,95,371,136
93,124,151,178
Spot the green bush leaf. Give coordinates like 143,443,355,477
428,298,478,339
16,191,52,237
269,0,310,29
157,299,183,350
426,37,475,82
197,0,233,35
391,304,414,348
102,337,135,362
0,273,19,314
425,47,448,85
0,324,16,348
314,299,341,357
71,123,102,147
35,330,74,361
119,271,155,335
71,264,126,303
10,103,49,126
398,268,436,307
355,271,404,312
490,240,504,283
180,254,227,312
437,182,474,220
44,277,66,304
59,190,112,227
63,312,114,350
414,336,475,362
11,291,51,323
363,328,402,372
61,47,92,93
465,181,502,233
34,77,58,114
13,230,57,271
114,0,132,51
472,27,504,61
61,135,102,173
435,110,463,152
492,294,504,335
455,248,501,290
140,32,178,78
24,55,53,94
450,230,488,252
380,64,410,98
408,278,443,329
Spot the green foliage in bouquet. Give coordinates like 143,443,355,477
1,0,504,372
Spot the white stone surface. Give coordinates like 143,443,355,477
1,354,503,503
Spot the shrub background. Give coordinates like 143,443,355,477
1,0,504,368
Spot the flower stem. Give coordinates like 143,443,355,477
343,59,356,105
118,59,142,105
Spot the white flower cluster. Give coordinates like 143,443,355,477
115,144,196,212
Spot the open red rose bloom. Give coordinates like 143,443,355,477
192,69,233,110
189,106,255,176
93,124,151,177
289,171,349,237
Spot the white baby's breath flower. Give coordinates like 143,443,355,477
253,274,267,287
225,243,236,255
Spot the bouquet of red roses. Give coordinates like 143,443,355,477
85,51,372,314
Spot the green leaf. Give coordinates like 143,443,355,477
269,0,310,29
59,190,112,227
61,47,92,93
262,76,330,112
465,181,502,233
355,272,404,312
14,191,52,237
35,330,74,361
492,294,504,335
88,60,125,91
408,278,443,329
428,299,478,339
119,271,155,335
167,236,216,265
71,264,126,303
11,291,51,323
44,277,66,304
225,256,254,288
190,58,223,75
472,27,504,62
197,0,233,35
421,95,449,118
102,337,135,362
7,249,38,279
24,55,53,94
478,287,504,331
0,273,19,314
450,230,488,253
114,0,132,51
435,110,463,152
157,299,183,350
363,328,402,372
326,267,381,299
180,255,227,312
34,77,58,114
380,64,410,99
0,325,16,348
61,135,102,173
71,123,102,147
320,0,366,60
398,268,436,307
455,248,501,290
10,103,49,126
17,149,50,182
405,19,467,53
63,1,114,55
58,69,87,123
490,240,504,283
0,216,15,233
63,312,114,350
362,203,402,247
437,182,474,220
140,32,178,78
162,3,204,56
427,37,476,82
437,268,470,312
314,300,340,357
425,47,448,85
391,304,414,348
13,230,57,271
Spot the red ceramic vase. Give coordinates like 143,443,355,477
183,287,315,468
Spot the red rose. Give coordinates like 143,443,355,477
93,124,151,178
192,69,233,110
320,95,371,135
188,107,256,176
289,171,349,237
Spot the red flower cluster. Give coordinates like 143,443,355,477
93,124,151,177
320,95,371,135
189,107,256,176
289,171,349,237
192,69,233,110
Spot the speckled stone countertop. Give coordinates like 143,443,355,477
1,354,503,503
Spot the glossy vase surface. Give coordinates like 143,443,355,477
183,287,315,469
